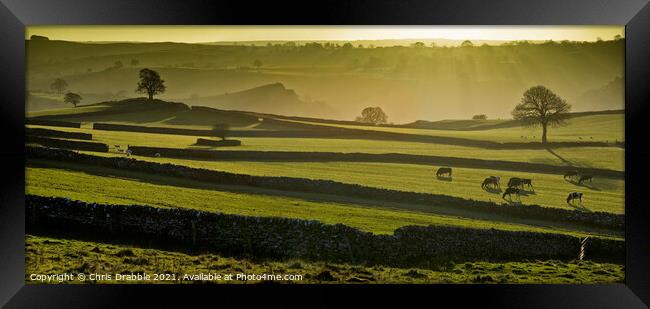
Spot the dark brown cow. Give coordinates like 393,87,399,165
502,187,521,201
436,167,452,177
567,192,583,204
481,177,499,189
507,177,523,188
564,170,579,180
578,175,593,184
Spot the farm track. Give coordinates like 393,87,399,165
27,158,623,239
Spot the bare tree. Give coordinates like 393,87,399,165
512,86,571,144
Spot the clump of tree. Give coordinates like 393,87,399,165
212,123,230,140
411,42,425,48
130,59,139,66
50,78,68,94
461,40,474,47
136,68,166,100
512,86,571,144
356,107,388,125
472,114,488,120
63,92,82,107
253,59,262,70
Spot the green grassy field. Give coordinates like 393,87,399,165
26,39,624,122
25,235,624,284
26,162,619,239
289,113,625,144
29,125,625,171
78,153,624,214
25,38,626,284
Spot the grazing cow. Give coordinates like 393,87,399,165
507,177,523,188
564,171,579,180
567,192,584,204
154,153,161,158
482,177,499,189
521,178,533,190
502,187,521,201
489,176,501,188
578,175,593,184
436,167,452,178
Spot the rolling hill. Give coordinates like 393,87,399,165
178,82,335,117
28,98,624,147
26,39,625,122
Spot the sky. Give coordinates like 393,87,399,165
26,25,624,43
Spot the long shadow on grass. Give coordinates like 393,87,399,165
27,159,623,239
546,147,574,167
566,201,593,213
481,187,502,194
565,179,602,192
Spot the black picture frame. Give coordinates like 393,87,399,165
1,0,649,307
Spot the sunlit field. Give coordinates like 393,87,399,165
74,153,624,214
27,163,619,239
29,124,625,171
289,113,624,144
24,28,625,285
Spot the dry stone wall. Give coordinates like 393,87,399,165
26,195,625,267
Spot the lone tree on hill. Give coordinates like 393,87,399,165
212,123,230,140
356,107,388,125
512,86,571,144
50,78,68,94
136,68,166,100
63,92,82,107
472,114,488,120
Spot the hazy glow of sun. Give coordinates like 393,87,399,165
26,25,624,43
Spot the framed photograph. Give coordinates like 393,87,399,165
1,0,649,307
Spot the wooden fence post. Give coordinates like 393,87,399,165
579,237,589,260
